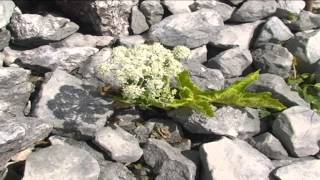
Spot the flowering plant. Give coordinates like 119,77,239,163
99,43,286,116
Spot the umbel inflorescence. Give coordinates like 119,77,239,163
99,43,191,107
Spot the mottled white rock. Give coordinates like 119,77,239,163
162,0,193,14
200,137,274,180
0,0,15,28
273,160,320,180
94,125,143,163
272,106,320,157
131,6,149,34
23,144,100,180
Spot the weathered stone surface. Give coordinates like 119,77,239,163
209,21,261,49
252,43,293,78
14,45,98,73
0,115,52,171
162,0,193,14
272,156,317,168
207,47,253,78
0,67,33,116
33,69,113,139
272,106,320,157
231,0,278,22
288,11,320,31
190,0,234,21
286,30,320,65
248,74,309,107
140,0,164,25
200,137,274,180
23,144,100,180
276,0,305,17
94,125,143,163
51,33,114,48
99,161,136,180
251,132,288,160
168,106,261,138
118,35,146,48
9,14,79,48
56,0,137,36
0,0,15,29
131,6,149,34
272,160,320,180
255,16,293,47
0,29,10,51
144,139,197,180
149,9,223,48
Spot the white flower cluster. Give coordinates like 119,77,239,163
99,43,191,106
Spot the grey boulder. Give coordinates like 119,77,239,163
207,47,253,78
98,161,136,180
131,6,149,34
33,69,113,139
248,73,309,107
144,138,197,180
162,0,193,14
231,0,278,22
23,144,100,180
0,29,10,51
254,16,293,47
276,0,306,18
272,106,320,157
0,115,52,171
251,132,288,160
0,67,34,117
168,106,261,138
190,0,234,21
200,137,274,180
118,35,146,48
94,125,143,163
140,0,164,25
14,45,98,73
149,9,224,48
272,160,320,180
56,0,137,36
209,21,262,49
252,43,293,78
286,30,320,65
0,0,15,28
288,11,320,31
9,14,79,48
51,33,114,48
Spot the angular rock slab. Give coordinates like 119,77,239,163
149,9,224,48
98,161,136,180
200,137,274,180
248,73,309,107
162,0,193,14
140,0,164,25
33,69,113,139
272,160,320,180
144,139,197,180
286,30,320,65
207,47,253,78
56,0,137,36
231,0,278,22
251,132,288,160
0,115,52,171
276,0,305,16
9,14,79,48
23,144,100,180
16,45,98,73
0,67,34,116
209,21,262,49
0,0,15,28
254,16,293,47
168,106,261,138
131,6,149,35
0,29,10,51
287,11,320,31
252,43,293,78
272,106,320,157
94,126,143,163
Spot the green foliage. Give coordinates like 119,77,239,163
288,73,320,114
287,12,299,22
163,70,286,116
